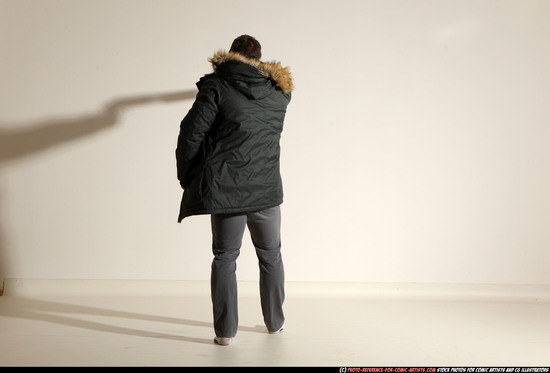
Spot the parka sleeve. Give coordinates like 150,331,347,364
176,78,219,187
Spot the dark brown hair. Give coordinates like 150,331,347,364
229,35,262,60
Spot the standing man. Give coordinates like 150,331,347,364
176,35,293,346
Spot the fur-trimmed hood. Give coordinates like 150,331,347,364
208,50,293,94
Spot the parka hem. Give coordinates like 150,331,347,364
178,201,283,223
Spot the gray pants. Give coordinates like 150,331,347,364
210,205,285,338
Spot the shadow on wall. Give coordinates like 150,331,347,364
0,90,197,161
0,90,198,294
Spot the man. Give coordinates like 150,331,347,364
176,35,293,346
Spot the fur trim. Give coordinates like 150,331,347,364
209,50,294,94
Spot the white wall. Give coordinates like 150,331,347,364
1,0,549,286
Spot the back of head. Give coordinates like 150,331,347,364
229,35,262,60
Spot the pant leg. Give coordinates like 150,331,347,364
210,212,247,338
246,205,285,332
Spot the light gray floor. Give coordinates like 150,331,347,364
0,281,549,367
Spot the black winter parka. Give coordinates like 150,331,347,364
176,51,293,222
